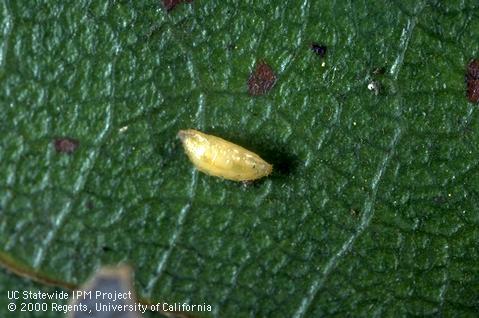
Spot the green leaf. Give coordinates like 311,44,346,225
0,268,68,318
0,267,164,318
1,0,478,317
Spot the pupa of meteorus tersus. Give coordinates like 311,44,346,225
178,129,273,181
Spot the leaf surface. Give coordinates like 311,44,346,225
1,1,478,317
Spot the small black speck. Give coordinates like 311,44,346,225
372,67,386,75
311,43,327,58
102,246,112,252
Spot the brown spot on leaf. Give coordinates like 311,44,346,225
54,137,79,154
163,0,193,12
466,59,479,103
467,80,479,102
248,61,277,96
310,43,327,58
467,59,479,79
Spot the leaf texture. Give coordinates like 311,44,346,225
0,1,478,317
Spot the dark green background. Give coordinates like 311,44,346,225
1,0,478,317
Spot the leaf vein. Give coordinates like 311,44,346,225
32,61,116,268
293,127,402,318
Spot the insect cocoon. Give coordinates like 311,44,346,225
178,129,273,181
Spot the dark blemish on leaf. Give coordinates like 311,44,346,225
350,208,360,218
467,80,479,102
54,137,79,154
310,43,327,58
102,246,112,252
467,59,479,78
372,67,386,76
86,200,94,210
367,67,387,95
248,61,277,96
163,0,193,12
466,59,479,103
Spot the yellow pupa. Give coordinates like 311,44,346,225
178,129,273,181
